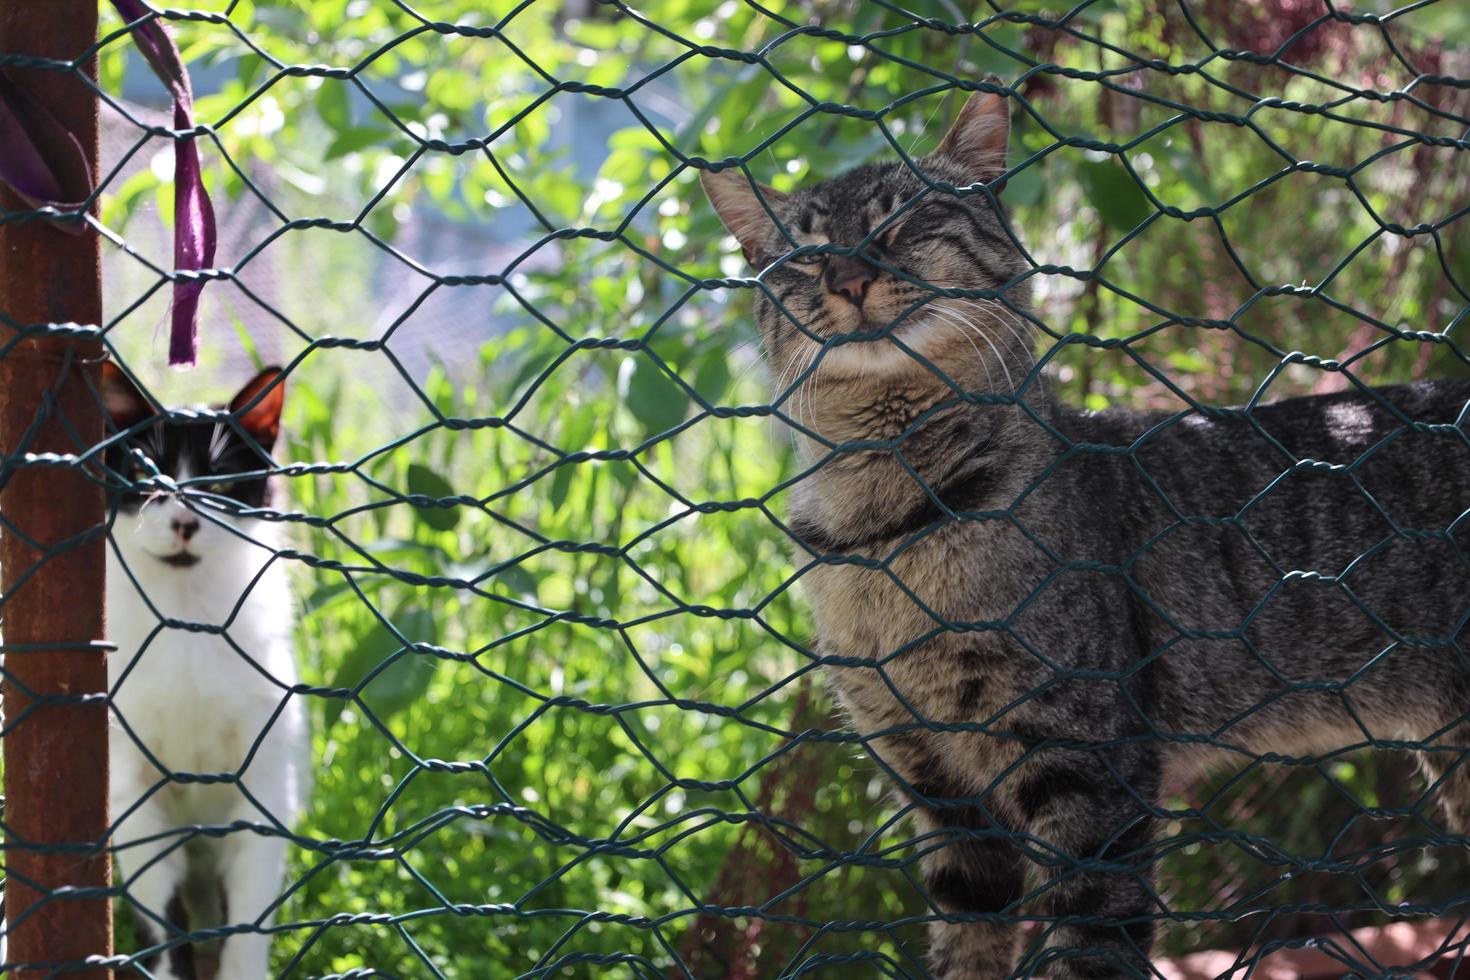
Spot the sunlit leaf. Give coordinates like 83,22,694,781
406,463,461,532
1077,158,1153,232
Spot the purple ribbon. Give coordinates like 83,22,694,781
0,0,217,368
0,71,93,225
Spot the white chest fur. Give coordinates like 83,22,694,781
106,512,308,980
106,519,304,804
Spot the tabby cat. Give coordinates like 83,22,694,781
702,78,1470,977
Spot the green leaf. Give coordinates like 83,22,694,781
509,345,561,397
302,576,371,615
406,463,461,532
227,309,265,372
1076,159,1153,232
99,44,126,96
330,607,438,726
325,126,393,160
692,349,731,405
1002,161,1044,208
548,460,576,514
100,169,159,231
1154,142,1214,203
559,404,597,452
1403,2,1470,41
494,563,539,600
317,80,351,132
366,204,400,243
237,53,265,89
619,356,688,436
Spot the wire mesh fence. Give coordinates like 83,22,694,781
3,0,1470,977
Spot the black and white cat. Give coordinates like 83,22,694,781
102,363,308,980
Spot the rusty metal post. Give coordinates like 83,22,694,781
0,2,112,978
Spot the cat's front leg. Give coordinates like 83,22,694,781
215,733,301,980
877,729,1025,980
1001,743,1160,979
111,783,193,980
213,824,288,980
912,800,1025,979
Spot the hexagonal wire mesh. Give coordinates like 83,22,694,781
3,0,1470,977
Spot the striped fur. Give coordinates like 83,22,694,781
704,83,1470,978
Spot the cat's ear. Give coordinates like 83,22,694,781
100,361,156,430
699,168,786,264
933,77,1011,187
229,366,286,450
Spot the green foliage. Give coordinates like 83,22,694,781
1075,159,1153,232
273,359,820,975
90,0,1470,974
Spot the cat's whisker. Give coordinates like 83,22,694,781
921,309,1007,464
729,338,770,397
772,342,817,436
925,307,996,396
958,308,1036,400
908,97,948,157
798,353,813,430
796,343,823,431
761,350,793,457
949,299,1037,391
207,420,231,467
932,304,1017,396
956,299,1036,373
774,348,804,412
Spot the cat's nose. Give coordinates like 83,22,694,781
171,516,200,542
825,257,877,305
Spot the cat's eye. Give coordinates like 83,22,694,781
123,450,155,479
183,481,233,499
873,218,905,247
789,253,823,266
